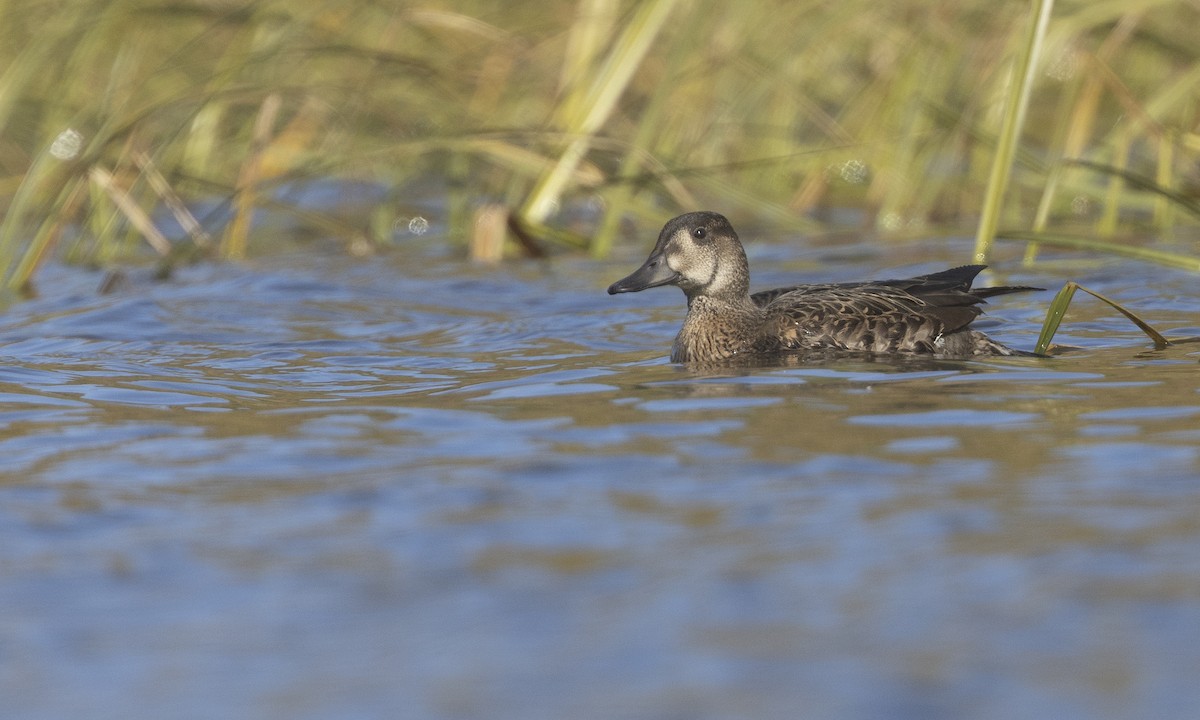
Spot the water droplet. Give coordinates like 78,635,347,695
1046,48,1078,82
408,216,429,235
838,159,868,184
50,128,83,160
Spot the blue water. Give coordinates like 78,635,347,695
1,236,1198,719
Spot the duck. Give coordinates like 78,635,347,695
607,211,1041,363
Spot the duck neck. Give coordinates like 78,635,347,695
685,289,755,312
673,293,762,363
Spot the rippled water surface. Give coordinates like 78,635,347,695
2,237,1199,719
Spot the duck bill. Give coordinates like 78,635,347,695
607,253,680,294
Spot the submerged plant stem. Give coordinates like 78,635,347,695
89,166,171,256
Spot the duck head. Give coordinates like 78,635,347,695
607,211,750,301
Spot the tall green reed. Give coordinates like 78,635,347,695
972,0,1054,264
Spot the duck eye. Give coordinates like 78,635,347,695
692,227,706,240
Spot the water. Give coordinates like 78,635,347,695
2,236,1198,719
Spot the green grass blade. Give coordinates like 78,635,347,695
1035,280,1172,354
5,176,87,293
1066,158,1200,219
1000,231,1200,271
1035,281,1078,355
1074,283,1171,350
972,0,1055,264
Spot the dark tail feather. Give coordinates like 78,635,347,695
904,264,986,290
909,266,1042,295
973,284,1043,299
911,264,987,284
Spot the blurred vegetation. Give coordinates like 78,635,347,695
1,0,1199,293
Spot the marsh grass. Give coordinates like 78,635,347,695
0,0,1197,292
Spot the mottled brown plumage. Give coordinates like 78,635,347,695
608,212,1041,363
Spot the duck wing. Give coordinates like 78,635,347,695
751,265,1039,307
754,284,969,353
751,266,1040,354
878,264,1041,300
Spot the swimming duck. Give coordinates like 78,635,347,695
607,211,1040,363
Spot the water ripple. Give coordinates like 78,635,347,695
1,251,1199,720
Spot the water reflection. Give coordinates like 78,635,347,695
1,249,1198,719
